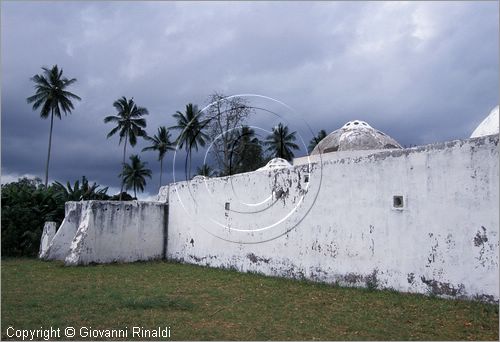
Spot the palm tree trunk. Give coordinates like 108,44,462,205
119,133,128,201
189,151,192,179
44,110,55,187
134,185,136,199
159,157,163,190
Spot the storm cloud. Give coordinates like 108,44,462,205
1,1,498,198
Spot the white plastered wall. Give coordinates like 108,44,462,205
167,135,499,300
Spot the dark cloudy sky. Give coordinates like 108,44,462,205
1,1,498,199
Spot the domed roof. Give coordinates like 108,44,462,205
311,119,402,155
470,105,499,138
257,158,292,171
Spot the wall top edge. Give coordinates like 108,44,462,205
166,134,499,189
65,200,167,206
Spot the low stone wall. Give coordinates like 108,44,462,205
42,201,167,265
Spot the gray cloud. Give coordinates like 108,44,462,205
1,1,498,198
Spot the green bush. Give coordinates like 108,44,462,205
0,176,120,257
1,178,65,257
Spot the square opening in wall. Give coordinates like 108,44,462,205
225,202,230,210
304,174,309,183
393,195,404,208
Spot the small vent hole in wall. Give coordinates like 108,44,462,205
225,202,230,210
393,195,404,208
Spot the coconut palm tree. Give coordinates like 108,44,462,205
170,103,209,177
53,176,109,201
26,65,81,187
104,96,148,200
230,126,263,174
308,129,327,153
196,163,216,177
119,155,152,199
142,126,175,190
264,123,300,162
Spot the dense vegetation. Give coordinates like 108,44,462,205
1,178,64,257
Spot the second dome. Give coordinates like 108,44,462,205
311,120,402,154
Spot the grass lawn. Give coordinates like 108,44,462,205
1,258,498,340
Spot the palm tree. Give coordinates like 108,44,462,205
170,103,209,177
264,123,300,161
142,126,175,190
53,176,109,201
308,129,327,153
26,65,81,187
196,164,216,177
104,96,148,200
230,126,263,174
120,155,152,199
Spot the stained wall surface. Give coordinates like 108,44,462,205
38,221,57,258
166,135,499,300
43,201,167,265
42,202,86,261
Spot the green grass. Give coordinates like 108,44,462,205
2,258,498,340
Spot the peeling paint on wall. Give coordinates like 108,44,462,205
247,253,271,264
420,276,465,297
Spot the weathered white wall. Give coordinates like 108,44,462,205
42,202,85,260
157,185,170,203
293,149,378,166
43,201,167,265
38,222,57,258
166,135,499,301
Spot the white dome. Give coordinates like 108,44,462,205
311,119,402,154
257,158,292,171
470,105,499,138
